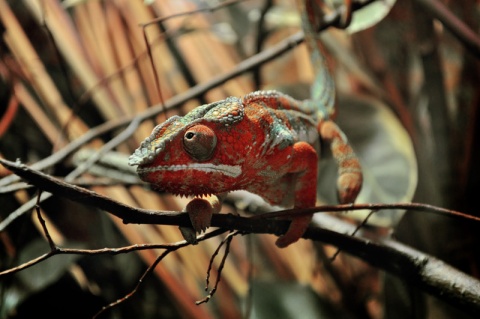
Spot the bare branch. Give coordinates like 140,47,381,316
34,200,56,250
92,228,226,319
196,231,240,305
2,158,479,226
1,158,480,315
0,227,227,276
0,159,182,227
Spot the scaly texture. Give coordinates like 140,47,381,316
129,0,362,247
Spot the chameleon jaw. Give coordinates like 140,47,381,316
137,163,242,178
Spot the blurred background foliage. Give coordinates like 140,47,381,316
0,0,479,318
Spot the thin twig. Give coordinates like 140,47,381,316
0,228,227,276
139,0,246,28
203,230,239,291
34,196,56,250
141,26,164,108
254,203,480,223
40,7,79,151
196,231,237,305
329,209,377,261
93,249,172,319
92,228,226,318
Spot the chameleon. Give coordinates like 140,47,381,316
128,0,362,248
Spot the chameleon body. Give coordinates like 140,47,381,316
128,0,362,247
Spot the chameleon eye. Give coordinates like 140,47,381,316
183,125,217,161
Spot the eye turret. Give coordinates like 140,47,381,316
183,125,217,161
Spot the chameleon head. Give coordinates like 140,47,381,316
128,98,246,196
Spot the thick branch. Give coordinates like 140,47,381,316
2,159,479,226
1,158,480,315
0,159,183,225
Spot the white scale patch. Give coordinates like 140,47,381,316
138,163,242,178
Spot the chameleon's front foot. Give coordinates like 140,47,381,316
275,141,318,248
180,195,221,244
275,214,312,248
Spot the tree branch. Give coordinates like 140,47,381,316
1,158,480,315
2,159,479,227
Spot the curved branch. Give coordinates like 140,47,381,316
2,159,479,227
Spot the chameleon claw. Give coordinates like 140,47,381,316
186,198,213,233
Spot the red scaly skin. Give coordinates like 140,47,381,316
129,91,362,247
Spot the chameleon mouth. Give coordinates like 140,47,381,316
137,163,242,178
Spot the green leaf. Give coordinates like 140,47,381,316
328,0,397,33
